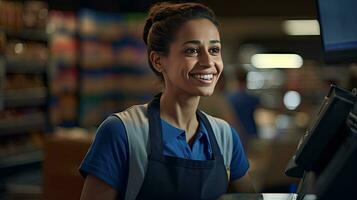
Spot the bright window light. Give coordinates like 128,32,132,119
283,20,320,36
251,54,303,69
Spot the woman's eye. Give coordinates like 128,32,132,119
184,48,199,55
209,47,220,55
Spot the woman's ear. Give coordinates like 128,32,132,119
149,51,165,73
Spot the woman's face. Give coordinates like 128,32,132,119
161,18,223,97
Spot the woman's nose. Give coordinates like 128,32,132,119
199,50,214,67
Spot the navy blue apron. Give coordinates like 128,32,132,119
135,95,229,200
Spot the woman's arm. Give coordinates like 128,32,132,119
80,175,118,200
228,126,255,193
79,116,129,200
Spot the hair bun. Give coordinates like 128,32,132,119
143,18,154,45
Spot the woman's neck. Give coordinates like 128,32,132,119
160,90,200,137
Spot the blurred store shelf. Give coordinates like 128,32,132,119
0,2,48,199
5,184,42,200
3,88,47,108
0,28,48,43
5,58,47,74
0,113,46,135
0,149,43,200
81,65,149,75
0,148,43,171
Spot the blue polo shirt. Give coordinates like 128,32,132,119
79,115,249,197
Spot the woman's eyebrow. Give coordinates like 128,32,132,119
182,40,221,46
210,40,220,44
182,40,201,45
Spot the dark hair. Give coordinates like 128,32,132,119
143,2,219,80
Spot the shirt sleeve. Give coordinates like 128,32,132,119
79,115,129,191
229,126,250,181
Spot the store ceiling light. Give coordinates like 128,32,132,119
283,91,301,110
251,54,303,69
283,20,320,36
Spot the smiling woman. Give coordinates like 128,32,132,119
155,18,223,97
79,2,255,200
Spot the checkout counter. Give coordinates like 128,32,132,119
220,193,301,200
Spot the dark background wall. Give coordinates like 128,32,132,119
47,0,317,18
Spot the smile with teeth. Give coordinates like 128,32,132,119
191,74,214,81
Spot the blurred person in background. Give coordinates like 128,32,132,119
79,2,254,200
228,68,260,141
199,73,242,131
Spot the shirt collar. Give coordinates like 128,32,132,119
161,119,184,140
161,118,210,143
196,119,209,142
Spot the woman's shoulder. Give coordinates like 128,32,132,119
111,104,150,141
96,115,126,138
200,111,230,129
200,112,233,144
114,104,149,122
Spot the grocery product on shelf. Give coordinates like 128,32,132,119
48,10,78,127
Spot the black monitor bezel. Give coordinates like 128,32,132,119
294,85,357,172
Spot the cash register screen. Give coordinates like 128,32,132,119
317,0,357,62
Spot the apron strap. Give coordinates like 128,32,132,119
147,93,164,159
196,110,223,159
